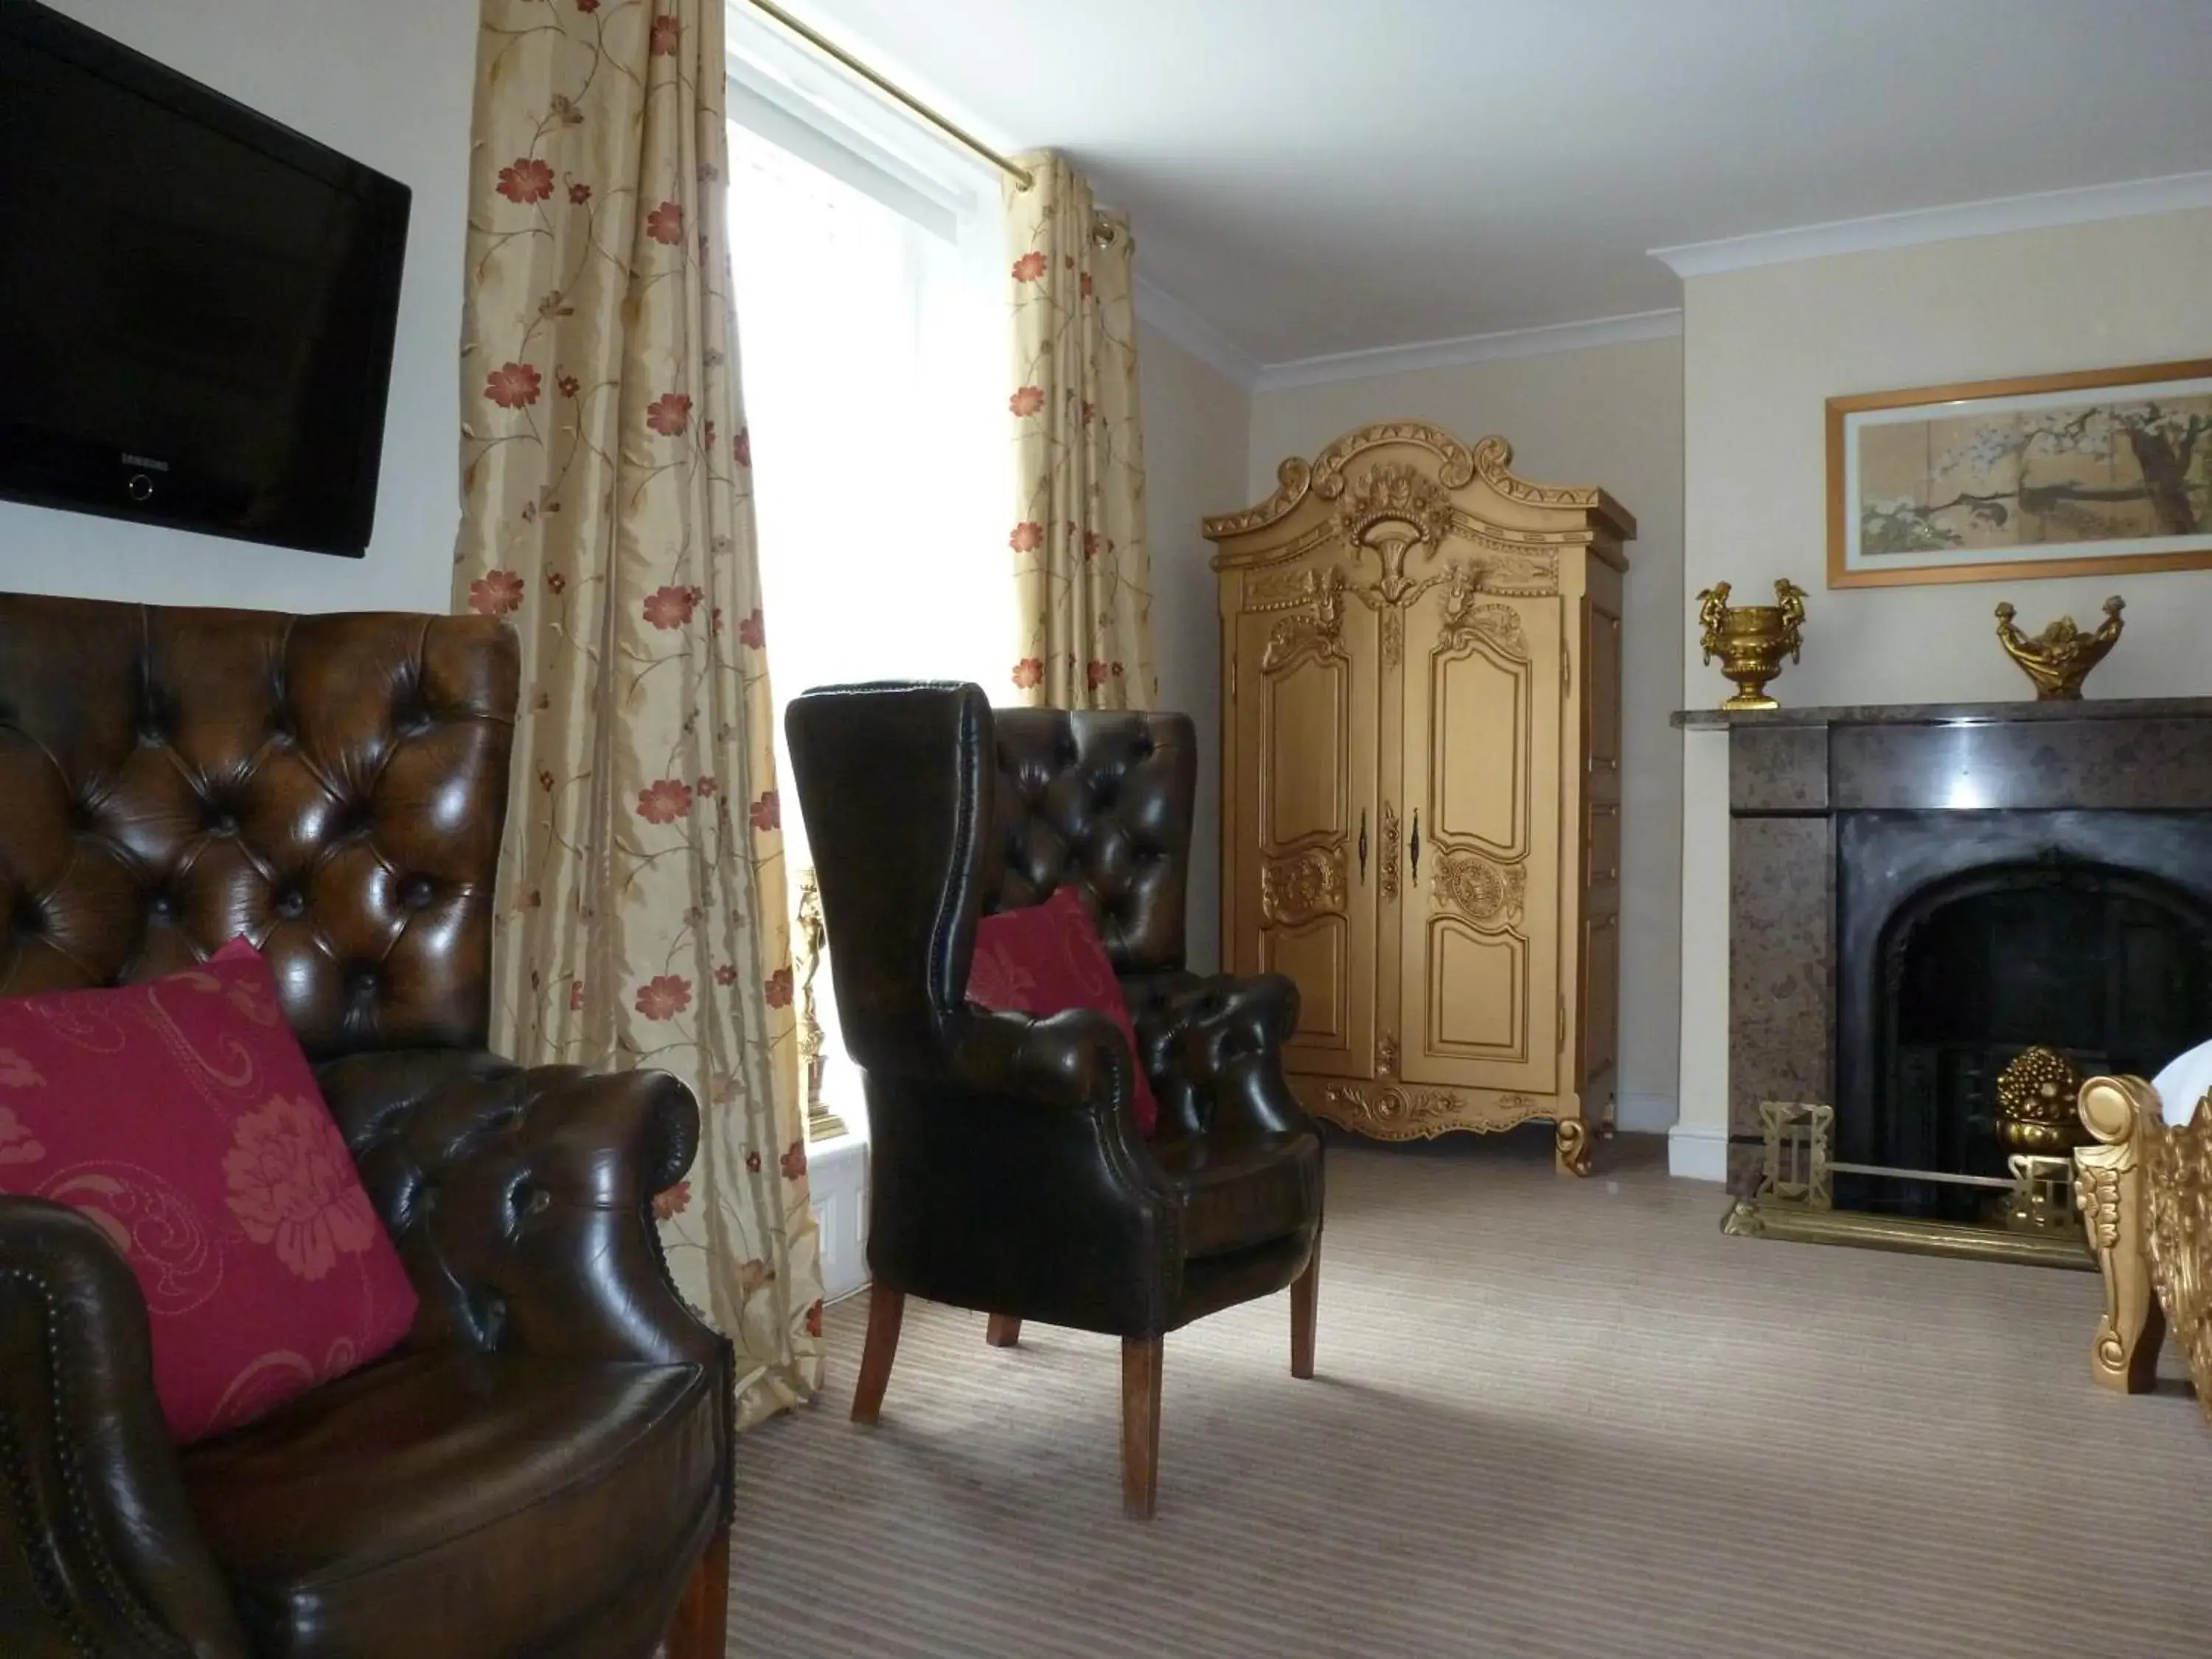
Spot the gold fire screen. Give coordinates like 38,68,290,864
1724,1101,2095,1270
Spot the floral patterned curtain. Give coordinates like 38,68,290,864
1004,151,1156,709
454,0,821,1428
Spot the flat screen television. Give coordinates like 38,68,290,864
0,4,411,558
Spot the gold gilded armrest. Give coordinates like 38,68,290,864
2075,1076,2165,1393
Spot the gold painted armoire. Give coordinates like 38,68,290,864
1205,422,1634,1173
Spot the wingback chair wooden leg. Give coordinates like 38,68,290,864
1121,1335,1164,1520
985,1315,1022,1348
852,1283,906,1425
1290,1245,1320,1380
664,1524,731,1659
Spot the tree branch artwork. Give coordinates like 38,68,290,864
1863,398,2212,554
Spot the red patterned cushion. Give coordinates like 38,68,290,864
0,940,417,1442
967,885,1159,1135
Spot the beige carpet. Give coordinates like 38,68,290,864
728,1131,2211,1658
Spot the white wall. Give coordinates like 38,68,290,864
1675,206,2212,1172
2,0,477,614
1140,327,1252,975
1244,336,1687,1132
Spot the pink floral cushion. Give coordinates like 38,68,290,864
0,939,417,1442
967,884,1159,1136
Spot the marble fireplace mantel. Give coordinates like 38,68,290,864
1672,696,2212,731
1680,696,2212,1184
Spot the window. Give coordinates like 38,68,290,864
726,21,1012,1132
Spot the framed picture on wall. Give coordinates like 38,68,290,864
1826,358,2212,588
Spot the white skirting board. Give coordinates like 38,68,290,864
1668,1124,1729,1183
808,1133,869,1301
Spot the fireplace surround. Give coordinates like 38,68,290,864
1676,696,2212,1252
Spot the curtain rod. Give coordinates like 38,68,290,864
747,0,1034,192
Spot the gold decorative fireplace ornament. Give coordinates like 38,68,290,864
1994,1045,2088,1156
1696,579,1807,710
1993,595,2124,700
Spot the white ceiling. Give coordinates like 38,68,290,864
771,0,2212,368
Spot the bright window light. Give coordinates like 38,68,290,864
727,102,1012,1131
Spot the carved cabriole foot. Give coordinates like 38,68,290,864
2075,1077,2165,1393
1555,1118,1595,1177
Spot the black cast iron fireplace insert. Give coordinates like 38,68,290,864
1835,810,2212,1218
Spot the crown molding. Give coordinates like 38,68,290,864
1650,169,2212,279
1133,276,1262,389
1251,309,1683,392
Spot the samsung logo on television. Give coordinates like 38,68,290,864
120,454,171,471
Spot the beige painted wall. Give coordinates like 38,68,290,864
1676,206,2212,1168
1245,337,1687,1130
1140,327,1253,974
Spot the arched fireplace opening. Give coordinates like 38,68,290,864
1871,859,2212,1219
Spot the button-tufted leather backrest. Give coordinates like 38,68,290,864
982,708,1195,975
0,594,519,1060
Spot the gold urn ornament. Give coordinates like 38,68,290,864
1994,1045,2087,1156
1994,596,2124,700
1696,579,1808,711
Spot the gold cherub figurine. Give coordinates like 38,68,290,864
1994,595,2124,700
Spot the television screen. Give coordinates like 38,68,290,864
0,4,411,558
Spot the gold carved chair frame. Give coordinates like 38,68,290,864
2074,1075,2212,1421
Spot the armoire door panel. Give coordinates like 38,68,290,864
1585,802,1621,891
1263,655,1347,849
1261,922,1347,1040
1578,585,1624,1096
1227,587,1379,1078
1579,911,1621,1088
1430,924,1525,1054
1436,647,1526,857
1398,580,1559,1094
1582,594,1623,778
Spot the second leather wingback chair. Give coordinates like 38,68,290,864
786,681,1323,1517
0,596,733,1659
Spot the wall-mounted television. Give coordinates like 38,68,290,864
0,3,411,558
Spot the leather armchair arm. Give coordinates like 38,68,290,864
1128,971,1312,1140
947,1005,1141,1117
866,1006,1181,1332
939,1004,1172,1211
317,1050,727,1373
0,1198,249,1659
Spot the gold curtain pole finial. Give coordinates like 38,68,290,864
747,0,1035,192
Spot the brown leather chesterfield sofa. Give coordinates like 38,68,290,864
0,597,733,1659
786,681,1323,1518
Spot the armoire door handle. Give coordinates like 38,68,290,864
1357,810,1368,884
1409,810,1421,885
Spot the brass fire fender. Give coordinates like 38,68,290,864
1207,422,1633,1175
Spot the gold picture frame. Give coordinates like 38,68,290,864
1826,358,2212,588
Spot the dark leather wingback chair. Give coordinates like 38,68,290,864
0,596,733,1659
785,681,1322,1517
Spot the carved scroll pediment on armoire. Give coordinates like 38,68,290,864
1205,422,1634,1173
